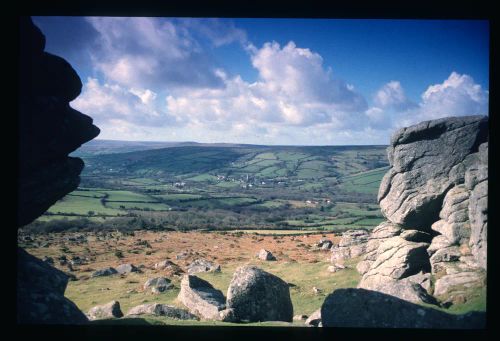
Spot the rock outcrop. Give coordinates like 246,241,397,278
330,229,369,263
321,288,485,328
378,115,487,229
17,17,100,324
355,116,487,310
87,301,123,320
17,248,88,324
178,275,227,320
226,266,293,322
18,17,100,227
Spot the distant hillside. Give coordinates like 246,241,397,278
81,143,389,182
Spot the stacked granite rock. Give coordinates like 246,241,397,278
355,115,487,305
18,17,100,226
17,17,100,324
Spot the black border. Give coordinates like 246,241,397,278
13,0,496,340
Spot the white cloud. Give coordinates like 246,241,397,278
178,18,247,47
87,17,224,90
365,72,489,130
374,81,417,111
72,77,178,127
164,41,368,132
418,72,489,120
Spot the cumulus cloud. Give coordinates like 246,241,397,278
164,41,368,131
86,17,224,90
374,81,417,111
177,18,247,47
75,16,488,145
417,72,489,120
365,72,489,130
72,77,178,127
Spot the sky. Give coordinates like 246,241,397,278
32,17,489,145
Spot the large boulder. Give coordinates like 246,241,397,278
378,115,487,230
226,266,293,322
87,301,123,320
357,236,433,303
321,288,485,328
17,248,88,324
177,275,226,320
126,303,198,320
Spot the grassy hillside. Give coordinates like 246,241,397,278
26,143,389,234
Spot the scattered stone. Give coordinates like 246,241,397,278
176,252,189,260
257,249,276,261
312,286,322,295
116,263,140,274
143,277,173,294
91,267,117,278
187,258,221,274
126,303,198,320
42,256,54,265
227,266,293,322
305,309,322,327
87,301,123,320
218,308,237,322
293,314,308,321
178,275,226,320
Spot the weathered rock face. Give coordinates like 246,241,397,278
17,17,100,324
226,266,293,322
465,142,488,269
178,275,226,320
126,303,198,320
87,301,123,320
17,248,88,324
354,116,487,310
378,115,487,230
18,17,100,227
321,288,485,328
330,229,369,263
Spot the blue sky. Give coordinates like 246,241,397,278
33,17,489,145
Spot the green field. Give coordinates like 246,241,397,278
47,195,125,216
